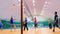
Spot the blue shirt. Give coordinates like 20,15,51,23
24,18,27,24
10,18,14,24
0,21,3,26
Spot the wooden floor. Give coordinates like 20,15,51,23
0,28,60,34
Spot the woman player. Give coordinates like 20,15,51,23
0,19,3,30
48,18,52,29
34,17,37,29
24,17,28,31
10,16,16,31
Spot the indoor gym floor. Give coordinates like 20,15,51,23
0,28,60,34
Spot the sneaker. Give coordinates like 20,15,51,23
53,29,55,32
27,28,28,31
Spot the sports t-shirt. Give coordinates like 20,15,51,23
10,18,14,24
34,18,37,24
54,15,58,24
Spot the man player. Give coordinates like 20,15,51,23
53,11,60,32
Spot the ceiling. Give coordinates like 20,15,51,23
0,0,60,21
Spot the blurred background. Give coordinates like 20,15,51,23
0,0,60,29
